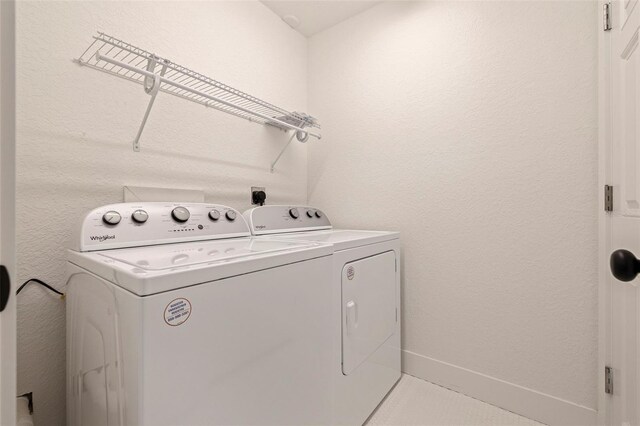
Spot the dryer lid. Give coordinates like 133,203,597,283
263,229,399,251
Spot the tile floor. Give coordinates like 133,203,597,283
366,374,545,426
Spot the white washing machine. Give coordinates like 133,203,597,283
66,202,334,426
243,206,401,426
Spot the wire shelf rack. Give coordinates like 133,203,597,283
75,32,320,167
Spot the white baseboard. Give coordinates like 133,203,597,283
402,350,597,426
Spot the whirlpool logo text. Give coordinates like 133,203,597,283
89,235,116,242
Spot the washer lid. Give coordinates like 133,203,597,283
99,238,314,271
68,237,332,296
263,229,399,251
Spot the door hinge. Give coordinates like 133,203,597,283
605,185,613,212
604,3,612,31
605,366,613,394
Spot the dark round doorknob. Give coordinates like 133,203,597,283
610,249,640,282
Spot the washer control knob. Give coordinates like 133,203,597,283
131,209,148,224
209,210,220,221
315,211,322,219
102,211,121,225
171,206,190,223
289,208,300,219
306,210,314,218
225,210,237,221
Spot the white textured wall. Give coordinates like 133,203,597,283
308,0,598,415
16,2,307,424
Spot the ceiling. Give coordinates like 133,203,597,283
261,1,382,37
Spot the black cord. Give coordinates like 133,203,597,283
16,278,65,298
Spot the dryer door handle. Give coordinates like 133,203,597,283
346,300,358,335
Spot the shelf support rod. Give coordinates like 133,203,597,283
270,131,297,173
132,56,167,152
95,52,321,140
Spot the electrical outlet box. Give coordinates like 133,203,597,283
251,187,266,206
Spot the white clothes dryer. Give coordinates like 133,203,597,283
243,205,401,426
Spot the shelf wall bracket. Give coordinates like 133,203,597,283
132,55,167,152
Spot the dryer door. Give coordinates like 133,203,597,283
342,251,396,375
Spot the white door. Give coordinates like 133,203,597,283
0,1,16,424
603,0,640,424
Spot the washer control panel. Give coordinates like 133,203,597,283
76,202,250,251
243,205,331,235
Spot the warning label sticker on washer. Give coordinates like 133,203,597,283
164,298,192,326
